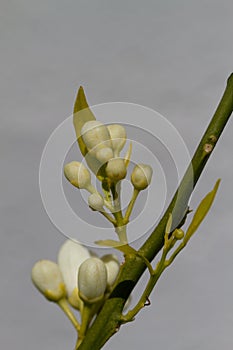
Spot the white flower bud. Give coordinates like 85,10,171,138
81,121,112,151
64,161,92,189
101,254,120,288
31,260,66,301
57,240,91,297
95,147,114,164
131,164,153,190
107,124,126,156
88,193,104,211
106,158,127,182
78,257,107,303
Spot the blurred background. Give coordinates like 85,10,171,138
1,1,233,349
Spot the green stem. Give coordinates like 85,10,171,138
112,182,128,244
58,298,80,331
122,246,169,322
122,265,165,323
123,189,139,224
99,210,116,225
76,303,93,348
78,74,233,350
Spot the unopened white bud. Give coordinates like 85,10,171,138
81,121,112,151
88,193,104,211
95,147,114,164
78,257,107,303
31,260,66,301
101,254,120,288
106,158,127,182
107,124,126,156
131,164,153,190
64,161,91,189
58,240,91,297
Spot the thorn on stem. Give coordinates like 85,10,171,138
144,297,151,307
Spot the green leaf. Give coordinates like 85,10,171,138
73,86,96,156
95,240,137,255
184,179,221,244
164,213,172,247
95,239,123,247
124,141,132,168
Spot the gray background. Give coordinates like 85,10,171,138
1,0,233,349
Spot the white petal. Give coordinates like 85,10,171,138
57,240,91,296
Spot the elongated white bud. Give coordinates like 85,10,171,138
107,124,126,156
78,257,107,303
64,161,91,189
57,240,91,297
88,193,104,211
131,164,153,190
101,254,120,288
81,121,112,151
106,158,127,182
31,260,66,301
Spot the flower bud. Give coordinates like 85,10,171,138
81,121,112,151
78,257,107,303
101,254,120,288
58,240,91,297
95,147,114,164
88,193,104,211
106,158,127,182
68,287,83,310
174,228,185,240
107,124,126,156
131,164,153,190
31,260,66,301
64,161,91,189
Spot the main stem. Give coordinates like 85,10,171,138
78,74,233,350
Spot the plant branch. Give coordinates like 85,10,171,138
78,73,233,350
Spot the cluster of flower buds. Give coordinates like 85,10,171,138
64,119,152,212
31,240,120,307
65,121,128,185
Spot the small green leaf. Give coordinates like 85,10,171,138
95,240,137,255
124,141,132,168
165,213,172,234
95,239,122,248
184,179,221,244
164,213,172,247
73,86,96,156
